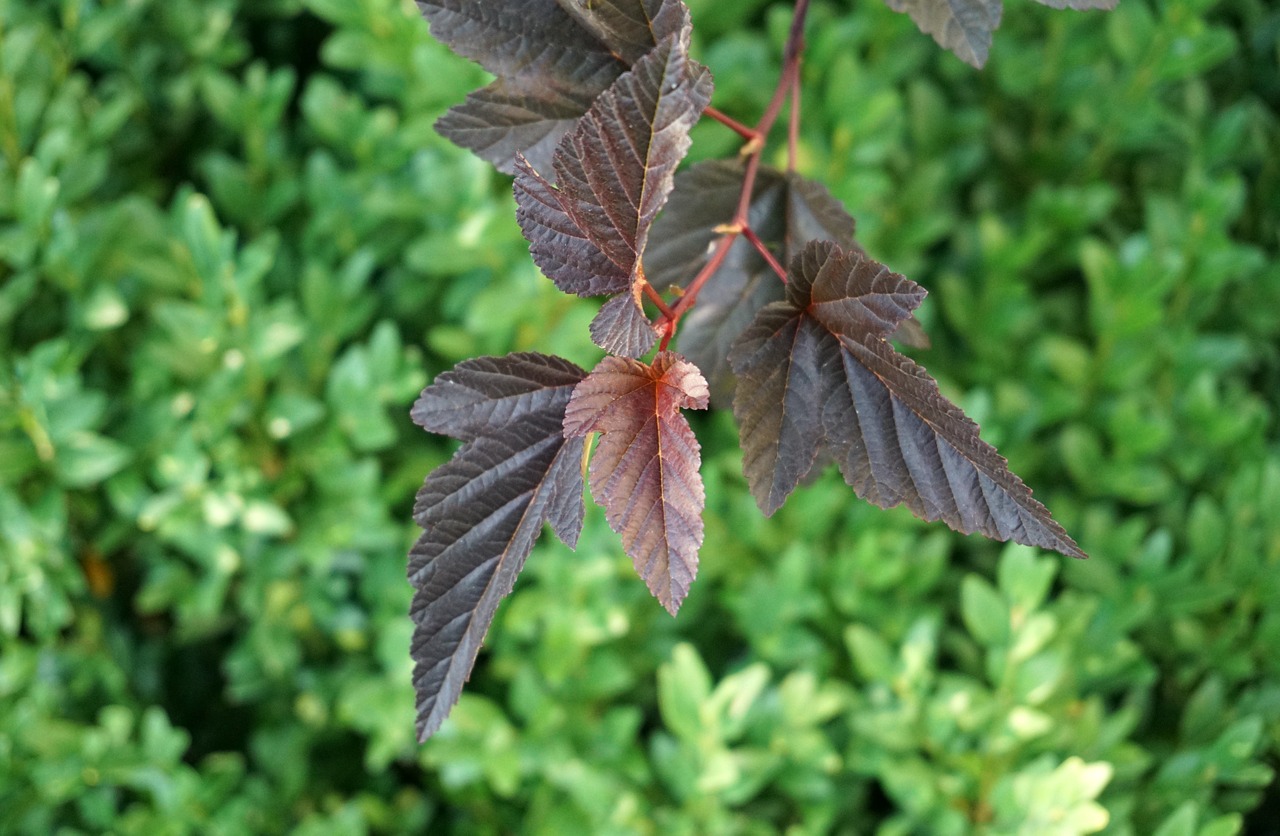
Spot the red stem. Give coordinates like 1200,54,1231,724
704,106,758,141
669,231,739,320
788,67,801,172
652,0,811,343
642,280,674,319
742,226,788,283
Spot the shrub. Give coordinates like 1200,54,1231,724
0,0,1276,832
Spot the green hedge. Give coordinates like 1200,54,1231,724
1,0,1277,832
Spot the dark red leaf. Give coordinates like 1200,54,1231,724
730,241,1086,558
883,0,1111,67
419,0,689,173
409,353,587,741
563,352,710,613
412,351,590,441
729,306,830,514
804,242,926,341
514,33,712,356
435,89,605,181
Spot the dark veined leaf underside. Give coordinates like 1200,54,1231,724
730,240,1086,559
883,0,1116,67
563,352,710,614
513,28,713,357
417,0,688,173
408,353,587,741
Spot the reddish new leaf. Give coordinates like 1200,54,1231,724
419,0,688,173
409,353,587,741
563,352,710,613
730,241,1086,558
514,33,712,356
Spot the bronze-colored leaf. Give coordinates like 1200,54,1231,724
563,352,710,612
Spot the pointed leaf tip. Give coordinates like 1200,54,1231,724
797,239,926,341
884,0,1002,67
731,241,1086,559
409,353,588,741
646,161,885,406
590,293,661,358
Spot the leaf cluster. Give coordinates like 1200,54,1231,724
409,0,1103,740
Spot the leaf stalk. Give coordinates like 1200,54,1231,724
652,0,812,342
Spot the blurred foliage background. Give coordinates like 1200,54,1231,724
0,0,1277,832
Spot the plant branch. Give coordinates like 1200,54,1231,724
649,0,811,346
788,67,802,172
668,229,739,320
704,106,758,141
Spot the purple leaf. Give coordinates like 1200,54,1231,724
730,240,1086,558
1032,0,1116,9
590,292,662,358
557,0,690,65
644,161,860,403
409,352,587,741
884,0,1003,68
514,32,712,356
419,0,689,173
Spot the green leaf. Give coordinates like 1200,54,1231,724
55,434,131,488
997,545,1058,614
1153,803,1199,836
845,624,896,682
658,643,713,742
961,574,1010,646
